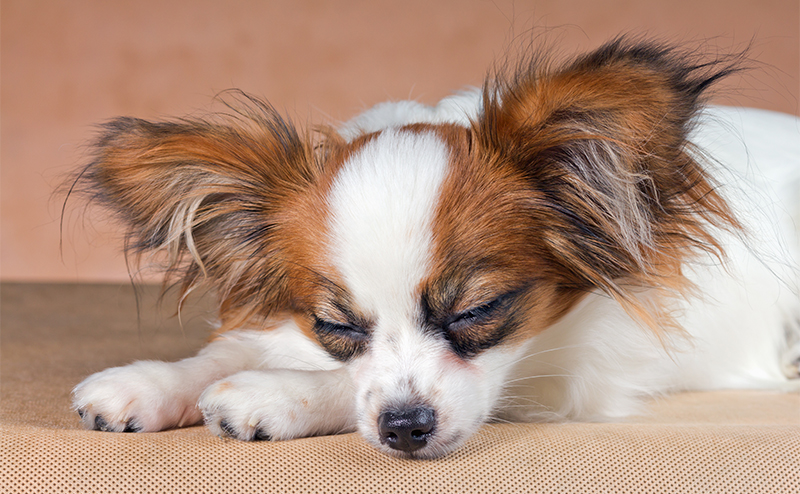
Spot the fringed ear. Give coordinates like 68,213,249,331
477,38,743,333
66,93,325,329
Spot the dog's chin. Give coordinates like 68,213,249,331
369,437,467,460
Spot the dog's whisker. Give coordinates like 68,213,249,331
502,373,579,385
487,345,586,373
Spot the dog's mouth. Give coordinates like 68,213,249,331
350,337,514,458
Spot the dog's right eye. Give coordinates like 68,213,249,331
313,318,368,340
311,317,369,362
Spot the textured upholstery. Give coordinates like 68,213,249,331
2,283,799,493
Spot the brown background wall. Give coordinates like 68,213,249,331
2,0,799,282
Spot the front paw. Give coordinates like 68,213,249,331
72,361,202,432
199,369,355,441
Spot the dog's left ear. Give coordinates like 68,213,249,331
477,39,742,328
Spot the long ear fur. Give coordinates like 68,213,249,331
66,93,323,329
478,38,743,332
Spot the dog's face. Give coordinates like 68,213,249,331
279,126,581,457
73,40,739,457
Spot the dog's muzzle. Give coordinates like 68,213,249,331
377,406,436,453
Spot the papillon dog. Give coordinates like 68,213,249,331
69,38,800,459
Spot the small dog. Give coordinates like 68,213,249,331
69,38,800,459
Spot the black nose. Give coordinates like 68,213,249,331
378,406,436,453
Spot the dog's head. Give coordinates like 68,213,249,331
69,39,739,458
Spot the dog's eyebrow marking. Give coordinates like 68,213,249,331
291,263,362,319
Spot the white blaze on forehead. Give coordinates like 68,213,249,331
327,130,449,319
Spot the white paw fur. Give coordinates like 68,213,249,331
72,360,203,432
198,369,356,441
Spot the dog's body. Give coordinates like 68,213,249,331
71,40,800,458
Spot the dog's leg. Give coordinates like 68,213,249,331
72,326,336,433
198,368,356,441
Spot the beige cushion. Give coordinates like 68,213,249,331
2,283,799,493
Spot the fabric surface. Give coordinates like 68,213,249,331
2,283,799,493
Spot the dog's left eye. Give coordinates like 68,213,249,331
438,294,518,359
445,297,503,332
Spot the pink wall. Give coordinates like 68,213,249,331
2,0,798,282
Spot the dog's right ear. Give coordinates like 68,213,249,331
65,94,327,327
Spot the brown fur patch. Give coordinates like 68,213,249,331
424,125,584,351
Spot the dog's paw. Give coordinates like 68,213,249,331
72,361,202,432
199,369,355,441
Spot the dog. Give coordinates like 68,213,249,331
69,38,800,459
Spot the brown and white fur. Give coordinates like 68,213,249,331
69,39,800,459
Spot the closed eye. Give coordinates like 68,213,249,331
311,316,369,362
444,297,504,332
313,317,368,341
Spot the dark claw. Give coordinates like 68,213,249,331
254,428,272,441
123,420,142,433
219,419,237,438
94,415,110,431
